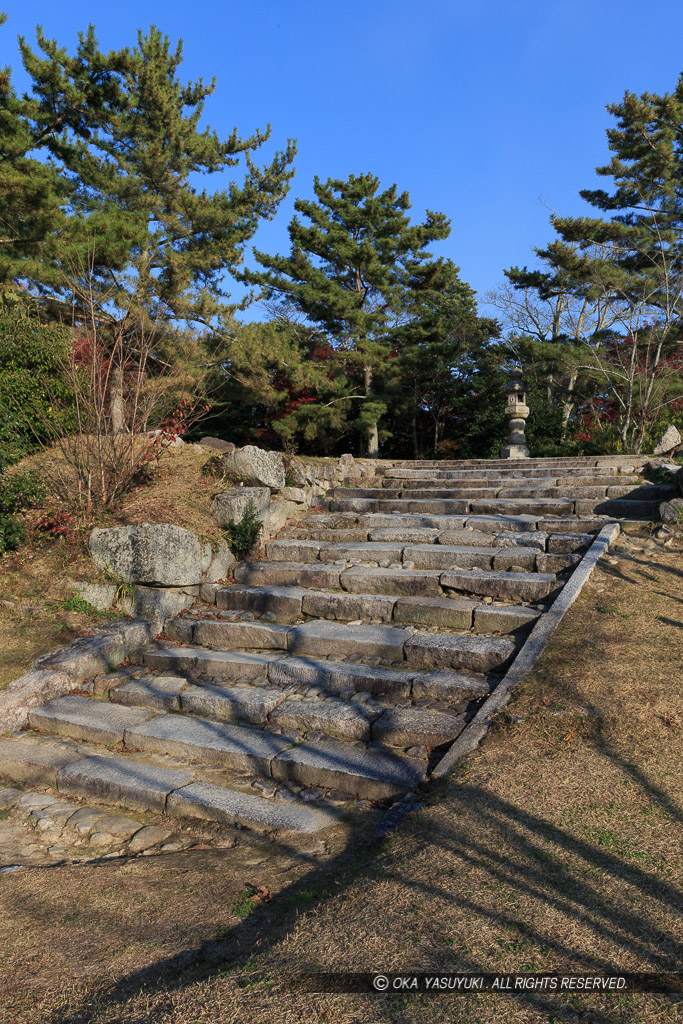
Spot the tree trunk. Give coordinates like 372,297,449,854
363,364,379,457
110,367,124,434
412,407,419,460
367,422,379,458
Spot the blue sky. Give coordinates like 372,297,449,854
4,0,683,322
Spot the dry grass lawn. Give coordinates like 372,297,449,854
0,536,680,1023
0,447,226,689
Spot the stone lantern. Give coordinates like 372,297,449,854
501,368,530,459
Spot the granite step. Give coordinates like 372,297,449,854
47,749,334,831
326,496,578,517
227,561,557,603
29,696,157,746
214,584,539,634
141,646,492,701
270,739,427,800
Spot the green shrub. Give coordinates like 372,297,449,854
0,470,46,513
0,313,75,460
0,514,27,555
224,501,262,557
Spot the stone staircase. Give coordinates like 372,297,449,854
0,456,671,840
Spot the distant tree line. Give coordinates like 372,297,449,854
1,16,681,463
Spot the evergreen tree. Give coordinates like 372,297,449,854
0,15,68,298
250,173,450,455
391,258,498,456
503,79,683,452
15,25,296,338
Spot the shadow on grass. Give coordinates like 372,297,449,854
3,553,681,1024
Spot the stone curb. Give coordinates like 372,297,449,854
0,620,156,736
431,522,621,778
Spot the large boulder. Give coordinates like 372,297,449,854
210,486,271,526
89,524,202,586
653,425,682,455
222,445,286,492
199,436,236,453
659,497,683,525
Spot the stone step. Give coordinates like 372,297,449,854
270,739,426,800
326,497,471,515
372,707,466,748
276,523,591,555
327,496,577,517
143,647,280,679
38,749,333,832
441,568,556,602
142,646,492,701
123,713,293,773
28,696,156,746
573,497,663,519
337,482,644,500
0,737,83,786
390,475,643,489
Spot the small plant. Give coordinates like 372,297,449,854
231,891,257,919
59,594,99,615
224,502,262,558
0,513,27,555
284,469,297,488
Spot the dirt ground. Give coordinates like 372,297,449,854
0,535,680,1024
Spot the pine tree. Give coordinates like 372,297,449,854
503,79,683,452
250,173,450,455
0,15,68,298
16,25,296,336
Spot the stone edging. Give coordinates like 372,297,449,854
0,620,155,736
432,522,622,778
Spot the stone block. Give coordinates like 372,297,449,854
166,781,335,832
473,605,541,634
495,531,547,551
492,547,538,571
193,619,291,650
144,647,279,679
128,825,172,851
57,755,193,812
216,585,306,618
392,596,475,629
340,566,442,597
368,528,440,543
288,620,410,662
124,714,291,773
265,539,321,562
271,740,426,800
270,698,371,741
180,683,285,722
404,632,515,673
222,445,285,492
372,707,465,748
110,675,189,711
535,553,582,573
301,590,396,622
210,486,271,526
441,569,555,602
268,658,411,697
403,544,496,569
318,541,405,564
411,670,490,701
89,524,202,586
233,562,342,589
0,738,82,786
546,533,592,553
29,695,155,745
